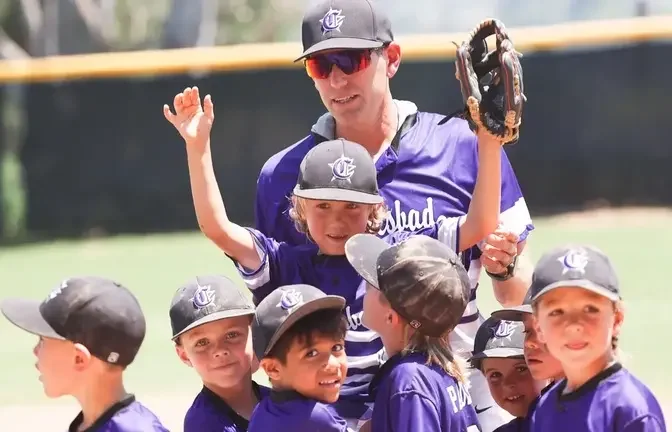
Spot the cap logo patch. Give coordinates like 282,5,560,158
409,319,422,329
192,284,216,309
320,8,344,34
278,289,303,311
559,249,589,275
329,154,356,182
45,279,69,302
107,352,120,363
495,320,515,338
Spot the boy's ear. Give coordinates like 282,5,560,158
72,343,93,372
260,358,282,382
175,345,193,367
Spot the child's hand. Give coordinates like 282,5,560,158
163,86,214,152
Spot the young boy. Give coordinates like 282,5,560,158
528,245,665,431
469,317,541,431
169,274,269,431
164,88,504,427
247,283,353,431
491,288,565,387
488,290,565,431
345,234,481,432
0,276,168,431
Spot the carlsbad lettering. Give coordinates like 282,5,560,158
378,197,448,236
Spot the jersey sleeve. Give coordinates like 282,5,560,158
386,391,441,432
498,147,534,242
232,228,300,305
622,414,666,432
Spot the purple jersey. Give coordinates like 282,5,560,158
368,352,481,432
68,395,168,432
236,228,382,419
253,100,533,356
530,363,665,432
235,222,463,419
248,390,352,432
183,382,270,432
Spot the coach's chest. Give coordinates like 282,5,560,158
377,170,472,236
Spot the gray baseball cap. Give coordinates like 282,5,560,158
469,317,525,369
345,234,470,338
252,284,345,360
2,276,146,367
293,139,383,205
169,275,255,340
529,244,621,304
297,0,394,60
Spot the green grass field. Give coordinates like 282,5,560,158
1,208,670,428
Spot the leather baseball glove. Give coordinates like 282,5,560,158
453,18,526,145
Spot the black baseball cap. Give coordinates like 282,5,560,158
490,288,533,322
1,276,146,367
252,284,345,360
469,317,525,369
297,0,394,61
293,139,383,205
169,275,255,340
529,244,621,304
345,234,470,337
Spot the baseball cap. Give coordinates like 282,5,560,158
490,288,533,322
252,284,345,360
169,275,255,340
1,276,146,367
345,234,470,337
297,0,394,61
293,139,383,205
529,244,621,304
469,317,525,368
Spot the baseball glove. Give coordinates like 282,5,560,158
453,18,525,145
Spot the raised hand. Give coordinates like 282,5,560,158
163,86,214,152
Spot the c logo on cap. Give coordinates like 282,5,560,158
329,155,356,182
278,289,303,311
495,320,515,338
192,285,216,309
320,8,345,34
560,249,589,274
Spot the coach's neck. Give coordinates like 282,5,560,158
334,94,398,160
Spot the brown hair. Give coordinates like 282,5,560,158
288,196,388,242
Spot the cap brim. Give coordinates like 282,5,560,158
490,305,533,322
171,308,255,340
293,186,383,205
1,298,65,340
470,347,525,361
531,280,620,303
345,233,389,288
265,296,346,356
295,38,385,61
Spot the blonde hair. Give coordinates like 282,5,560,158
403,329,467,384
288,196,388,242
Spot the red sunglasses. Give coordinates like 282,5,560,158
304,49,376,79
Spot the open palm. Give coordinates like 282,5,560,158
163,86,214,150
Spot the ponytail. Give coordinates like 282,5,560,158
404,330,467,384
